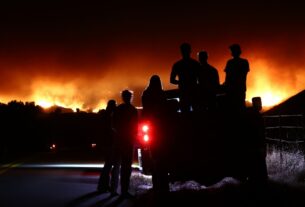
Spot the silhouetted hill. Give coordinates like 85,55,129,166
43,105,74,113
264,90,305,115
0,102,107,163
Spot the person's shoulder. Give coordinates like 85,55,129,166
208,64,218,72
225,58,235,66
115,104,124,111
142,88,149,97
239,58,249,71
240,57,249,63
125,103,137,110
227,58,235,63
116,103,137,112
230,58,249,65
131,105,138,114
173,59,183,66
190,58,200,65
224,58,234,71
117,103,125,108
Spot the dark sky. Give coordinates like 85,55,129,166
0,1,305,109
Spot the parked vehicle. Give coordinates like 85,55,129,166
137,90,265,186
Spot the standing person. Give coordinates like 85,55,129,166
142,75,167,120
246,97,268,184
170,43,200,113
197,50,220,111
142,75,169,196
113,89,138,198
97,100,120,196
223,44,250,110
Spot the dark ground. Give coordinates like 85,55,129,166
1,149,305,207
1,165,305,207
133,179,305,207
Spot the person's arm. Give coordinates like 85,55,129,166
132,108,139,142
223,61,229,86
214,67,220,86
112,107,119,134
245,59,250,73
214,68,220,93
170,65,179,85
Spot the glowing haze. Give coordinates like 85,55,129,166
0,2,304,111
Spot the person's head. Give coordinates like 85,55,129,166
121,89,133,104
148,75,162,91
229,44,242,58
180,43,192,59
106,99,116,111
198,50,208,64
252,97,262,111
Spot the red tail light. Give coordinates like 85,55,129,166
142,125,149,133
138,122,151,144
143,134,149,142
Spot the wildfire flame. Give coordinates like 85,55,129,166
1,58,303,112
246,59,290,107
31,80,107,112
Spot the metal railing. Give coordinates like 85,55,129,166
263,114,305,144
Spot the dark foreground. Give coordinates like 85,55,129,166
135,180,305,207
1,165,305,207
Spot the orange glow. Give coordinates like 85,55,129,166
31,81,83,111
36,100,53,108
93,102,107,113
31,80,107,112
0,55,304,111
246,59,292,107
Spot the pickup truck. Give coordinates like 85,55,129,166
137,89,265,186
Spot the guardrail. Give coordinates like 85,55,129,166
265,137,304,144
263,114,305,143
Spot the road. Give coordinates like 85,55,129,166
0,151,151,207
0,167,152,207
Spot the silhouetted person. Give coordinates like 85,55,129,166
223,44,249,110
113,89,138,198
97,99,120,196
142,75,166,118
246,97,268,185
197,50,220,111
170,43,200,113
225,97,268,183
142,75,169,196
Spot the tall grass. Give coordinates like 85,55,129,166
266,143,305,183
130,143,305,194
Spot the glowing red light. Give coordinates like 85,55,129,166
91,143,97,148
138,121,152,145
143,134,149,142
142,125,149,133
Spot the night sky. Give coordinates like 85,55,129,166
0,1,305,110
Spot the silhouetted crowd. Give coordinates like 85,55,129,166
97,43,268,200
170,42,249,113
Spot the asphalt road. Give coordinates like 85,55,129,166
0,150,150,207
0,165,151,207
